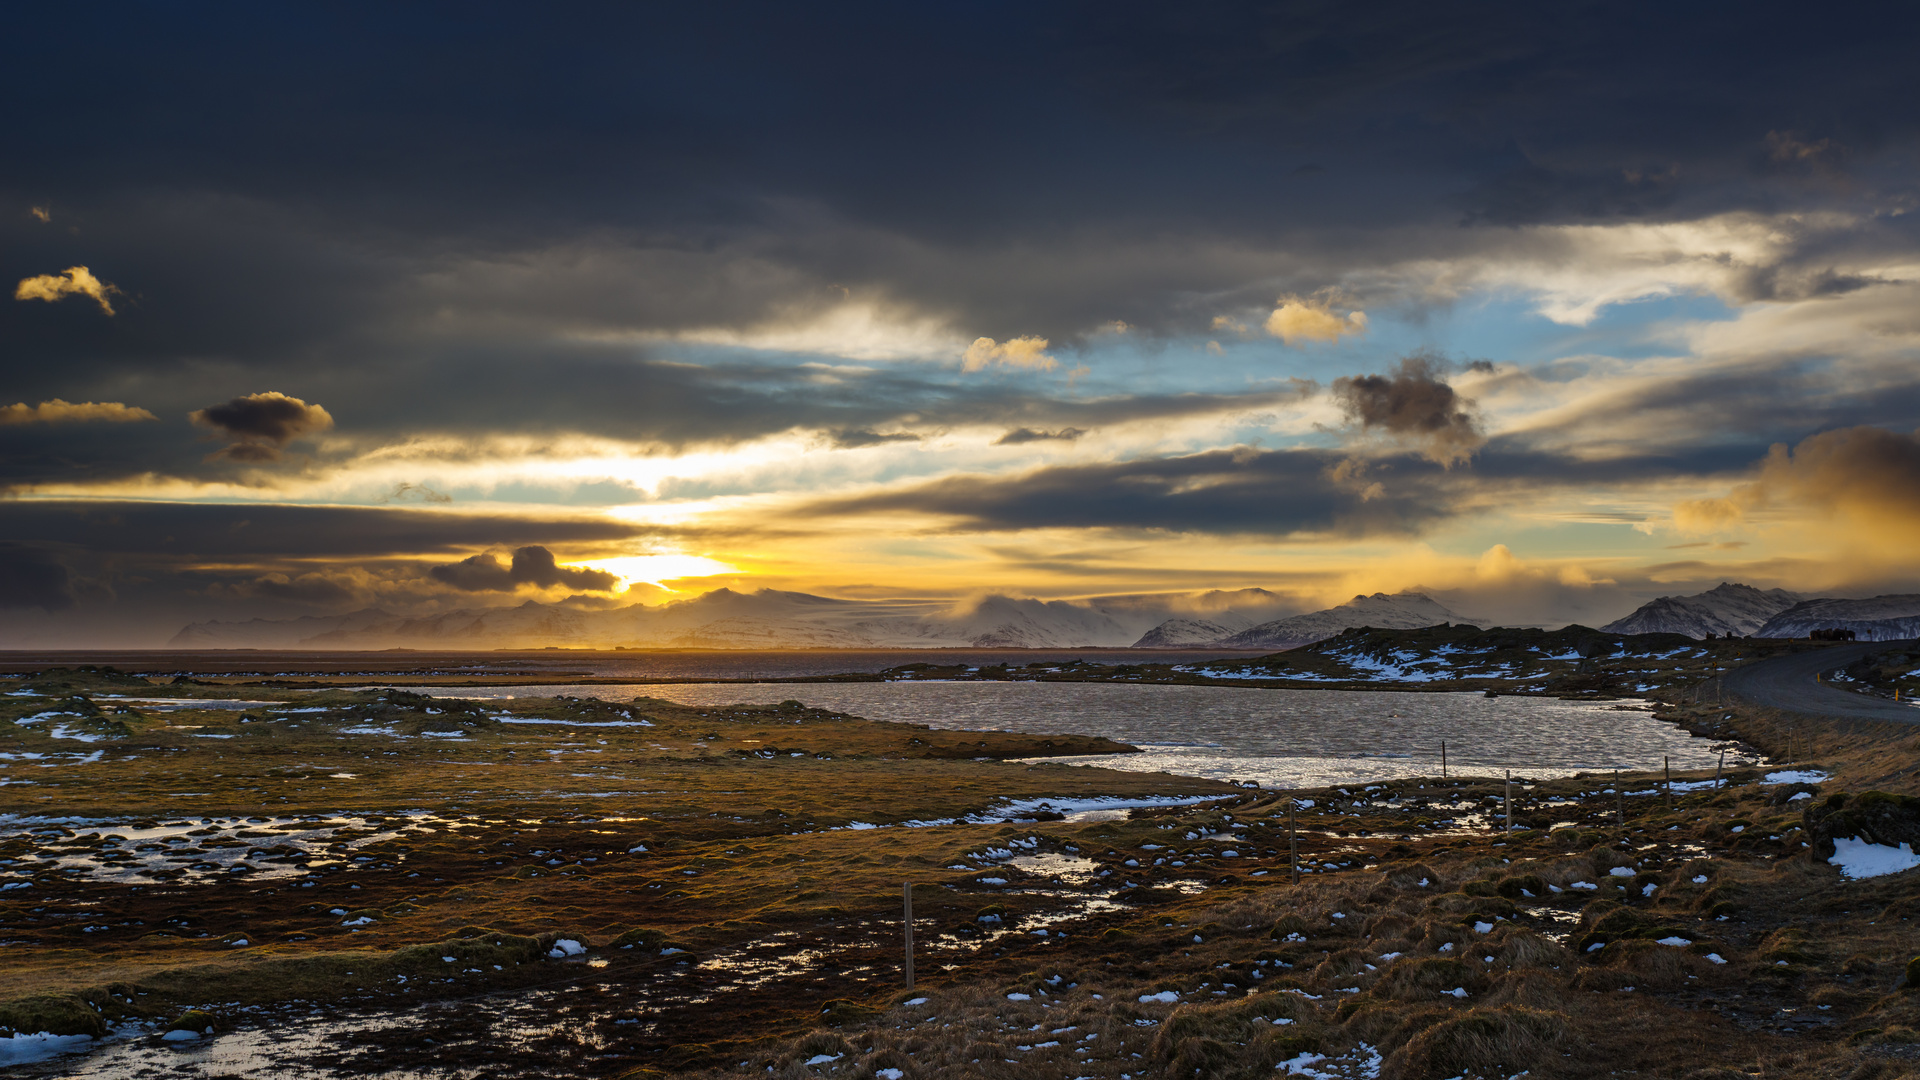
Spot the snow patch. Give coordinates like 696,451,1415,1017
1829,837,1920,880
0,1031,95,1063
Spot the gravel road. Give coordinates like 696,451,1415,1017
1720,640,1920,723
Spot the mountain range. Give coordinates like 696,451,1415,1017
169,581,1920,651
1196,592,1468,650
169,587,1293,651
1754,595,1920,641
1603,584,1920,641
1598,582,1802,638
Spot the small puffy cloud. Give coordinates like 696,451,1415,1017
0,399,156,425
1264,295,1367,345
1331,353,1485,466
995,427,1085,445
1324,456,1385,502
962,335,1056,372
828,428,921,449
189,391,335,463
0,544,75,612
230,571,366,607
14,266,122,316
1764,130,1844,171
28,205,50,223
429,545,620,593
1671,495,1751,533
379,482,453,504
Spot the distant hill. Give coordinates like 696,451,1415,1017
1145,591,1460,650
167,608,400,648
1600,582,1801,639
1755,595,1920,641
1131,617,1253,648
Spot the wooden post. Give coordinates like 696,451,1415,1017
1441,741,1447,780
1289,800,1299,886
1615,769,1625,826
903,882,914,989
1503,770,1512,834
1664,756,1671,810
1713,748,1725,789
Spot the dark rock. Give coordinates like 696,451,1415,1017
1802,791,1920,860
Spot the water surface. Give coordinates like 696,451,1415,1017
438,682,1737,788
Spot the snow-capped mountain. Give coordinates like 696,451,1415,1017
1600,582,1801,639
1755,595,1920,641
166,587,1292,650
1200,592,1461,650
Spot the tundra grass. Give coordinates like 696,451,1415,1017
6,665,1920,1079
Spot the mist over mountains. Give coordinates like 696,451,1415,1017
168,582,1920,651
168,588,1294,651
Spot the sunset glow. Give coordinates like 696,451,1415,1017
0,7,1915,647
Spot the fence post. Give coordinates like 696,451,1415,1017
1289,800,1299,886
903,882,914,989
1504,770,1512,834
1615,769,1625,826
1713,748,1724,789
1441,741,1447,780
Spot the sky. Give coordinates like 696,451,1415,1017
5,2,1920,646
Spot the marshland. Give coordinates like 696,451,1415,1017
3,636,1919,1079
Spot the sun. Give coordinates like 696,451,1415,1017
571,554,740,592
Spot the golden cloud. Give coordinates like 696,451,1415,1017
28,205,50,223
0,399,157,425
15,266,122,316
1264,295,1367,345
1672,426,1920,557
961,335,1056,372
1671,495,1751,533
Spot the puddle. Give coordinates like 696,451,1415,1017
1005,851,1102,885
0,812,468,889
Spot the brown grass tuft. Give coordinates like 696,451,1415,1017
1496,927,1572,970
1381,1005,1571,1080
1373,956,1483,1002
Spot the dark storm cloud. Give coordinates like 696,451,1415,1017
1332,354,1484,465
807,447,1460,537
0,1,1913,357
429,546,620,593
0,544,76,611
0,502,649,559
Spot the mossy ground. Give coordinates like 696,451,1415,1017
5,661,1920,1078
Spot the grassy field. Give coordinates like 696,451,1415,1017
3,658,1920,1078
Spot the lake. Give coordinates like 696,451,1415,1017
434,681,1739,788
